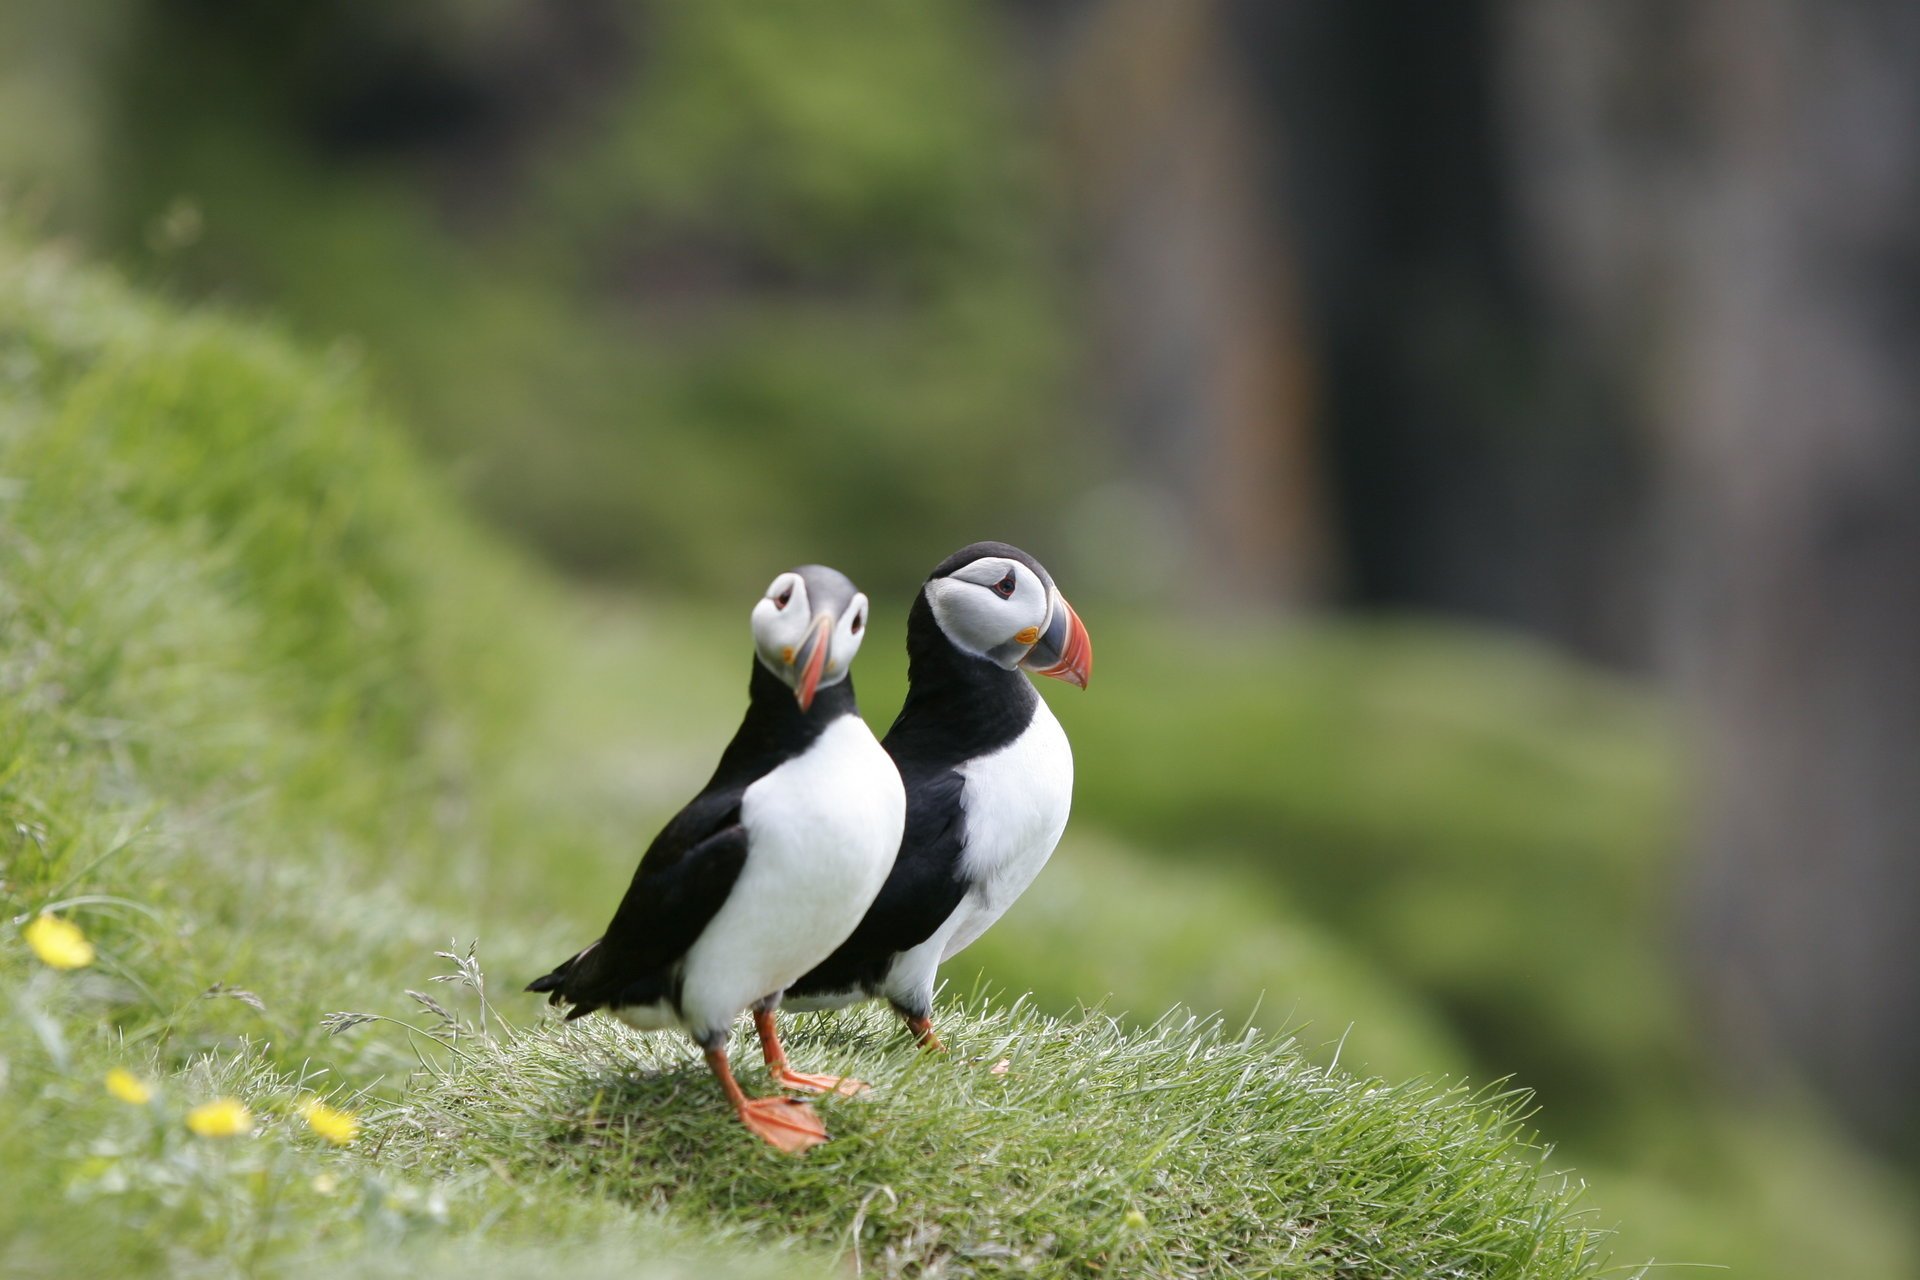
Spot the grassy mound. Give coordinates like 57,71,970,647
382,992,1600,1279
0,235,1617,1276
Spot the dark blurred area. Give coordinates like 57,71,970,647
4,0,1916,1270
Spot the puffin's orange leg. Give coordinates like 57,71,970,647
704,1045,827,1154
900,1011,947,1053
753,1008,869,1096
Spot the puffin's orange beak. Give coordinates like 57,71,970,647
1022,594,1092,689
793,612,835,711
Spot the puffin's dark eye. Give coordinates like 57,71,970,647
775,586,793,609
993,572,1017,599
850,611,864,634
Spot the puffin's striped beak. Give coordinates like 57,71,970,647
1022,593,1092,689
792,611,836,711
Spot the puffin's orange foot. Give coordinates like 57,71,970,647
735,1095,829,1155
906,1015,947,1053
775,1068,870,1097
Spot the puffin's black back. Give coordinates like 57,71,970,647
528,660,859,1016
787,563,1039,999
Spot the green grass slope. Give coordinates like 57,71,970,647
0,236,1617,1276
390,996,1600,1278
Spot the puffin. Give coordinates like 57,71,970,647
526,565,905,1154
758,541,1091,1062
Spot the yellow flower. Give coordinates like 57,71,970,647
186,1098,253,1138
104,1069,153,1105
298,1098,360,1146
23,913,94,970
1124,1209,1149,1230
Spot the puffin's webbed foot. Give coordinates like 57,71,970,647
775,1069,869,1096
753,1007,870,1095
735,1095,829,1153
704,1044,829,1155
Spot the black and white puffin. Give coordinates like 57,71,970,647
760,542,1091,1058
526,565,905,1154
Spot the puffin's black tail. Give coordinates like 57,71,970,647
525,941,597,1009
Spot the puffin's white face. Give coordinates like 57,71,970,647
751,567,870,710
923,554,1092,687
924,557,1049,665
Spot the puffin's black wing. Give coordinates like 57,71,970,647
526,792,751,1018
788,764,969,997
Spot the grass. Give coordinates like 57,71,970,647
374,984,1606,1279
0,234,1620,1276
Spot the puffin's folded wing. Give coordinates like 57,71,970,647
540,820,751,1018
790,768,968,997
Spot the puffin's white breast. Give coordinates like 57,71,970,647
676,715,905,1035
941,693,1073,960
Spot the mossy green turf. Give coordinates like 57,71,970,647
0,236,1912,1278
0,235,1608,1277
395,998,1605,1278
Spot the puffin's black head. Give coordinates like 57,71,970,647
751,564,871,711
920,541,1092,688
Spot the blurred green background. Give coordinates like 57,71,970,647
3,1,1916,1275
